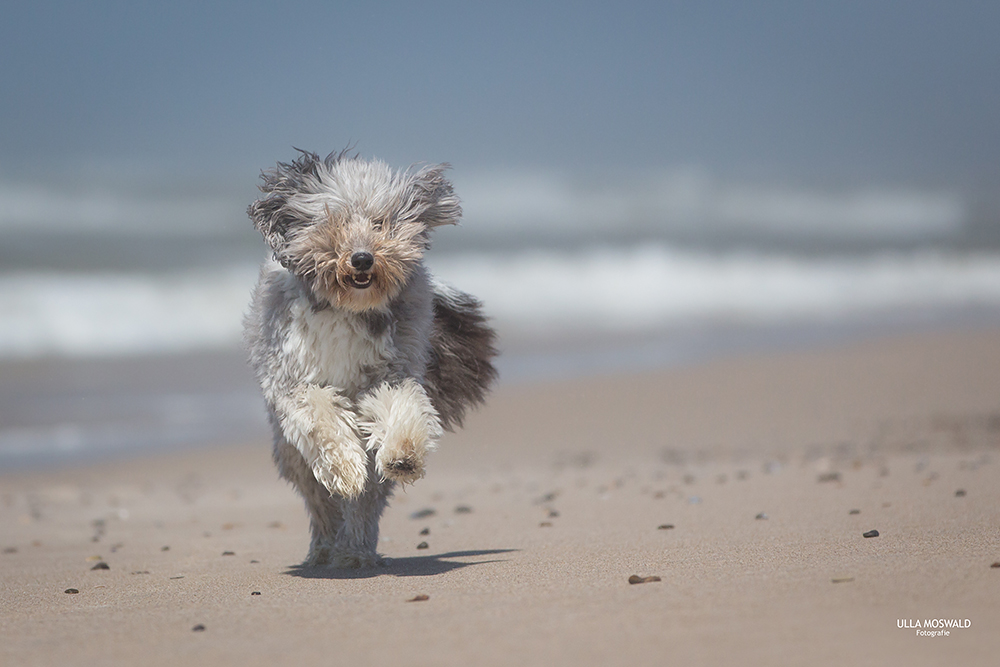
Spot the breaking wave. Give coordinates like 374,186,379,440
3,246,1000,359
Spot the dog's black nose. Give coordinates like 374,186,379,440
350,251,374,271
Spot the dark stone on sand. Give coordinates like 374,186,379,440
628,575,661,584
192,624,206,632
863,530,880,538
991,562,1000,568
64,588,79,594
548,510,560,518
454,505,473,514
416,541,429,550
817,472,841,483
251,591,261,595
407,594,430,602
3,547,16,554
419,527,430,536
90,562,110,570
657,524,675,530
955,489,967,497
161,546,170,551
169,576,184,580
539,522,553,527
831,577,854,584
849,509,861,515
410,508,436,519
250,560,259,564
755,513,768,520
222,551,235,556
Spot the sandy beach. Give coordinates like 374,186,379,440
2,327,999,666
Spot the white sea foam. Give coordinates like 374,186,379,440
3,247,1000,359
0,267,258,358
431,247,1000,333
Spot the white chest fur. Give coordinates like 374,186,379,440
283,297,392,393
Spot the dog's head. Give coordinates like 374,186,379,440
249,150,461,311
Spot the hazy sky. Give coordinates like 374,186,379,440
2,1,999,187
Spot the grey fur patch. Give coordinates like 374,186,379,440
425,282,499,430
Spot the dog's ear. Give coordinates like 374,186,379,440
248,150,322,250
409,164,462,228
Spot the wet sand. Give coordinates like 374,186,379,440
2,327,999,666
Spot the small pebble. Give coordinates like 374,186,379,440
250,560,260,564
849,509,861,515
454,505,473,514
628,575,661,584
547,510,560,518
267,521,283,529
407,594,430,602
657,524,675,530
817,472,841,483
3,547,17,554
539,522,553,527
416,541,429,550
955,489,967,497
169,576,184,580
222,551,235,556
64,588,79,594
863,530,880,538
192,624,206,632
990,562,1000,569
419,527,430,536
831,577,855,584
755,513,768,520
410,508,436,519
131,570,150,575
161,546,170,551
91,562,110,570
251,591,261,596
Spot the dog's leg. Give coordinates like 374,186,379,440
273,436,345,566
277,384,368,499
357,378,443,485
332,457,393,568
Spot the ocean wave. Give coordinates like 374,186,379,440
453,169,965,240
3,246,1000,358
0,171,966,243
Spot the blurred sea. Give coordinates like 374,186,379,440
3,169,1000,466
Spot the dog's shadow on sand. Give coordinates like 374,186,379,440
285,549,518,580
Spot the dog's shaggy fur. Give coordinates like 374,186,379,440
244,150,497,568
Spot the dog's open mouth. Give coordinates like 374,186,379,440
346,273,373,289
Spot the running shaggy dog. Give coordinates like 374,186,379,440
244,150,497,568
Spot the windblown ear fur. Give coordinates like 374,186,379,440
247,149,332,251
408,164,462,228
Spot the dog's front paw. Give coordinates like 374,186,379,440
312,441,368,499
375,439,427,484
